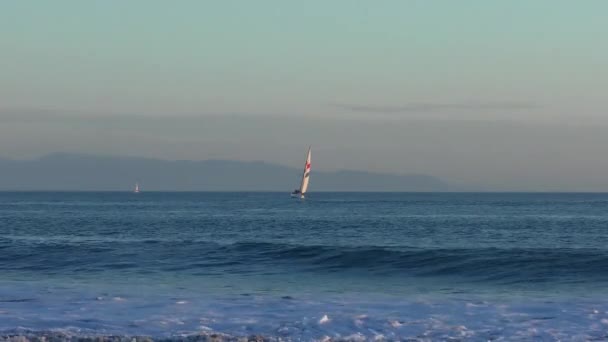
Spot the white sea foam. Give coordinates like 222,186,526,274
389,320,403,328
1,285,607,340
319,315,330,324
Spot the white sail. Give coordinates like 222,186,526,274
134,182,140,193
299,147,311,195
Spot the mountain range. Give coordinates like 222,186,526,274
0,153,449,191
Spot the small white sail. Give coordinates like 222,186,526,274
300,148,311,194
134,182,140,193
291,147,311,198
299,147,311,196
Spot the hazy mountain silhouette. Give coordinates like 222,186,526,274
0,153,449,191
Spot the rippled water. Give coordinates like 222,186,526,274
1,192,608,340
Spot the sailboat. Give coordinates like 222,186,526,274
291,147,311,199
134,182,140,193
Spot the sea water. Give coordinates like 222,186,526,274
1,192,608,340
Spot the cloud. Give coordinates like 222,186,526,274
0,108,112,123
332,101,539,114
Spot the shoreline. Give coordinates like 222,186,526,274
0,332,268,342
0,332,369,342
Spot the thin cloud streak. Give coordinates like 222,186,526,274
333,102,540,114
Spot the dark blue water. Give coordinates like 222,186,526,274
1,192,608,340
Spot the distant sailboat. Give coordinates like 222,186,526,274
134,182,140,193
291,147,311,199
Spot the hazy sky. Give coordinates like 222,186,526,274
1,1,608,190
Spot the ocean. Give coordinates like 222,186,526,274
1,192,608,341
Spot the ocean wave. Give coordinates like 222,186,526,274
1,237,607,285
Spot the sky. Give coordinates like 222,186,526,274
1,1,608,190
